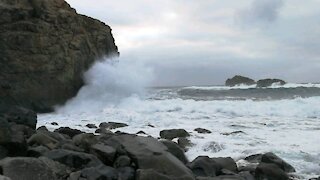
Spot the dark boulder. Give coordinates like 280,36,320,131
136,169,194,180
194,128,212,134
0,157,57,180
261,152,295,173
74,165,118,180
72,133,98,152
225,76,256,87
161,140,189,164
54,127,84,138
114,155,131,168
27,132,59,149
86,124,97,129
44,149,103,170
257,79,286,87
188,156,237,177
0,0,119,113
117,167,135,180
37,126,48,131
1,107,37,129
187,156,221,177
51,122,59,126
90,143,116,165
27,145,50,157
255,163,289,180
160,129,190,140
95,128,114,135
0,175,11,180
105,134,195,179
99,122,128,130
244,154,262,163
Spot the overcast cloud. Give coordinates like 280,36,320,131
67,0,320,86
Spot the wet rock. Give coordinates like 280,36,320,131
136,131,146,135
257,79,286,87
197,175,246,180
255,162,289,180
225,75,256,87
90,144,116,165
1,107,37,129
9,123,35,139
72,133,98,152
95,128,113,135
188,156,222,177
27,145,50,157
0,123,28,156
261,152,295,173
54,127,84,138
244,154,263,163
44,149,103,170
0,118,11,144
188,156,237,177
238,171,255,180
118,167,135,180
136,169,194,180
61,143,84,152
161,140,189,164
86,124,97,129
99,122,128,130
36,126,48,131
114,155,131,168
106,134,194,179
0,157,56,180
194,128,212,134
76,165,118,180
160,129,190,140
221,131,245,136
51,122,59,126
27,132,59,149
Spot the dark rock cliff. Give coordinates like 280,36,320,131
0,0,119,112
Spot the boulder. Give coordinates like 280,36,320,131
99,122,128,130
54,127,84,138
74,165,118,180
105,134,195,179
117,167,135,180
255,163,289,180
1,107,37,129
90,143,116,165
187,156,222,177
44,149,102,170
27,145,50,157
188,156,237,177
37,126,48,131
136,169,193,180
261,152,295,173
160,129,190,140
161,140,189,164
72,133,98,152
51,122,59,126
225,76,256,87
114,155,131,168
27,132,59,149
86,124,97,129
194,128,212,134
0,157,57,180
0,0,119,113
257,79,286,87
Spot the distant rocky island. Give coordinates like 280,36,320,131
225,75,286,87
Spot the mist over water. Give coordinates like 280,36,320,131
56,57,154,113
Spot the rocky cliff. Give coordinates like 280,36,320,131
0,0,119,112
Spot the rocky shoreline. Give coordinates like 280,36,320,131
0,106,318,180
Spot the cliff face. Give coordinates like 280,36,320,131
0,0,119,112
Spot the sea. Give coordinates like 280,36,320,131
38,58,320,179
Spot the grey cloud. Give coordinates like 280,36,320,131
237,0,284,24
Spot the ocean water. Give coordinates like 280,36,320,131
38,58,320,179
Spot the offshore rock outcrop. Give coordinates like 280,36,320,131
225,75,256,87
0,0,119,112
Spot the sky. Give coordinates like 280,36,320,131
67,0,320,86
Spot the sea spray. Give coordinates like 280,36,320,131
56,57,154,113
